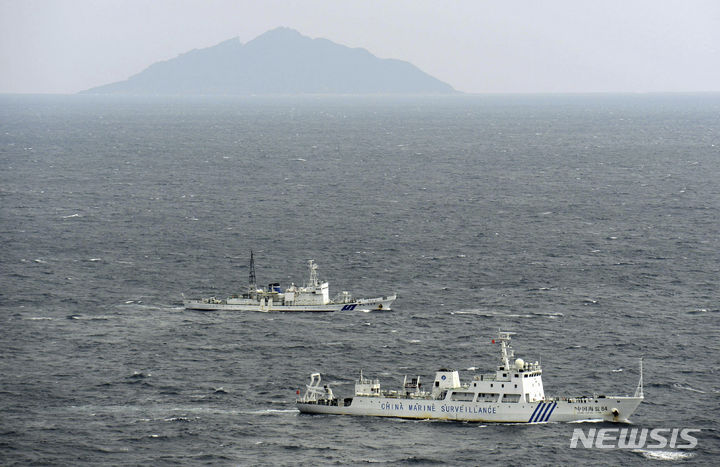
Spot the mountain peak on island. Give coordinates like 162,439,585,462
83,28,457,95
252,26,304,41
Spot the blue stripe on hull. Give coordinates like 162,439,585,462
537,402,553,422
543,402,557,422
528,402,544,423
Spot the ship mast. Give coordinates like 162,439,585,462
307,260,319,287
497,330,515,370
634,357,644,399
248,250,257,292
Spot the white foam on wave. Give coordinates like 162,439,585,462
673,383,705,394
452,309,563,319
534,311,564,317
164,416,193,422
634,449,695,461
246,408,299,415
68,314,111,320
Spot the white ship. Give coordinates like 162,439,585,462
297,331,643,423
184,252,396,312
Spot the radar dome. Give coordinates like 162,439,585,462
515,358,525,369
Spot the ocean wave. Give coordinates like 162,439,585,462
118,301,181,311
393,455,447,464
127,371,151,379
245,408,299,415
450,309,563,319
672,383,705,394
532,311,564,317
450,310,498,317
66,314,111,320
687,308,719,314
269,399,290,405
164,416,193,422
89,445,130,454
633,449,695,461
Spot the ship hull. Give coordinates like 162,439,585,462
297,396,642,423
184,295,395,312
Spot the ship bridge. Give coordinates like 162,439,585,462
433,331,545,403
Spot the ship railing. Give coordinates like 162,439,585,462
545,396,604,403
376,390,433,399
333,292,354,304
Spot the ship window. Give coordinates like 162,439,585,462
435,382,439,387
503,373,507,377
514,384,517,388
490,384,493,387
501,384,504,388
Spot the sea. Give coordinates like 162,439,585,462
1,94,719,466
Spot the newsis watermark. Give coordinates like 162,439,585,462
570,427,700,450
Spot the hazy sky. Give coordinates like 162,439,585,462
1,0,719,94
